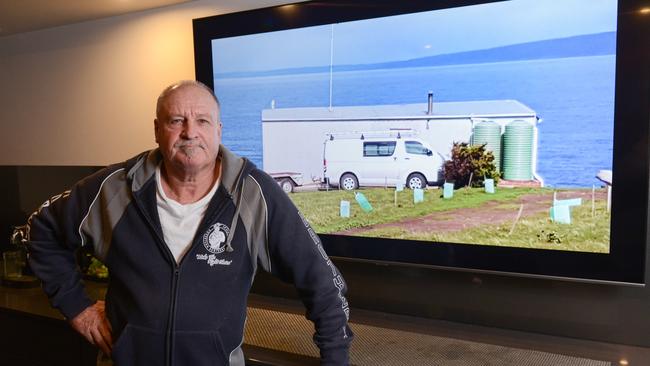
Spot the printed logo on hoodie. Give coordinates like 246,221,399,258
202,223,230,254
196,223,233,267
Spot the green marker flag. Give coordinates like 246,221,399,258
354,192,373,213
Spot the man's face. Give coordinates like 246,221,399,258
154,85,222,174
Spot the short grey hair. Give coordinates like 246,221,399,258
156,80,220,117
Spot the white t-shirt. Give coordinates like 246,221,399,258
155,165,219,263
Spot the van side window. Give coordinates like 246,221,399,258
363,141,396,157
405,141,429,155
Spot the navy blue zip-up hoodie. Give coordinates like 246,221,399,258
26,146,353,365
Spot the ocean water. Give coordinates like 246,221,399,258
215,55,615,188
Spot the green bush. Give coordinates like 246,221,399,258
444,142,500,188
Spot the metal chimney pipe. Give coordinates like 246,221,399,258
427,91,433,115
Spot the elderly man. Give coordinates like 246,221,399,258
26,80,353,365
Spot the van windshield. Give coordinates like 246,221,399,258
405,141,429,155
363,141,396,157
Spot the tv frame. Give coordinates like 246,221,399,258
193,0,650,285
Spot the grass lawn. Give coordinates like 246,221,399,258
359,200,610,253
288,187,610,253
290,186,542,233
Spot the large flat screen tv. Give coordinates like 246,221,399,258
193,0,650,284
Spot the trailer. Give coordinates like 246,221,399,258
268,172,304,193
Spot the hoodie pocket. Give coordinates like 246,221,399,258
111,324,165,366
173,330,229,366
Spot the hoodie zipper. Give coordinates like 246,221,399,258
133,189,234,366
131,196,178,366
167,268,180,366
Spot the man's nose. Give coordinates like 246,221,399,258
181,120,199,138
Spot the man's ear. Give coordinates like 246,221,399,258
154,119,159,143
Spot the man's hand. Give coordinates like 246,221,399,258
70,301,113,356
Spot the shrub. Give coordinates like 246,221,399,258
444,142,500,188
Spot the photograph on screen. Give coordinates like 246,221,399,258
211,0,616,253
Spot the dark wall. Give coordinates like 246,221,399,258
0,308,97,366
0,167,23,252
0,166,102,251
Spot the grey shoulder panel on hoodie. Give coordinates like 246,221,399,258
79,149,158,261
78,168,131,261
214,145,272,274
238,173,272,276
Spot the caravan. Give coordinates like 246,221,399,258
323,130,444,190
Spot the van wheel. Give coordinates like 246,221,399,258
407,173,427,190
279,179,294,193
340,173,358,190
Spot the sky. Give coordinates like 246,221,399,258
211,0,617,74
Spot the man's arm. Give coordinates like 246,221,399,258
26,170,117,354
27,189,94,318
248,170,353,365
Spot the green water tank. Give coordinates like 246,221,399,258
472,120,502,172
503,120,534,180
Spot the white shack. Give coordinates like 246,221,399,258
262,98,541,184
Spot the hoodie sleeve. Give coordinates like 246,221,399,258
26,167,117,320
248,170,353,365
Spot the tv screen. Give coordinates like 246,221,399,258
193,0,650,284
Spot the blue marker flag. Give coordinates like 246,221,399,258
554,198,582,207
550,205,571,224
414,188,424,203
340,200,350,218
443,182,454,199
484,179,495,194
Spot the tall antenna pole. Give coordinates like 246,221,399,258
329,24,334,111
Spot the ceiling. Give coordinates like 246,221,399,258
0,0,199,37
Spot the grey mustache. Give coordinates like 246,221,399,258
175,141,205,148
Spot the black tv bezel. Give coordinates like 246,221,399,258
193,0,650,284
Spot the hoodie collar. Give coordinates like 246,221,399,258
218,145,248,196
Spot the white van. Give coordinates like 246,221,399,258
323,132,444,190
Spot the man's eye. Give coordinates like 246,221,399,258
198,119,210,125
170,119,182,125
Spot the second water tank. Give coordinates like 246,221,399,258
502,120,534,180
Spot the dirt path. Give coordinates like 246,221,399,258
335,190,607,236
